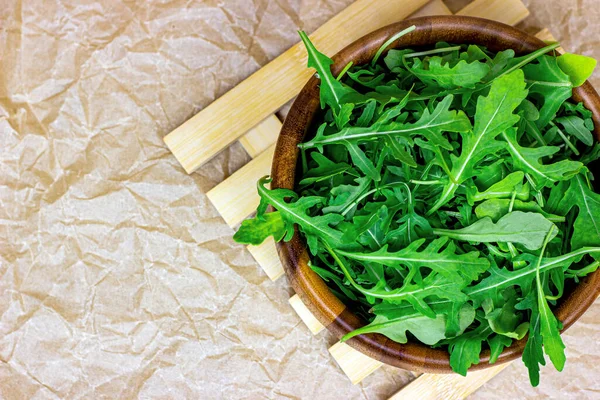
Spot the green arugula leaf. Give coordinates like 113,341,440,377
557,52,597,87
557,174,600,249
522,308,545,386
429,70,528,213
488,334,513,364
299,152,351,186
466,171,528,205
467,247,600,306
523,55,573,129
475,199,565,223
299,31,357,112
448,324,491,376
501,128,583,189
555,115,594,146
433,211,557,251
482,288,529,339
409,56,490,89
342,303,475,345
299,95,470,152
535,226,567,371
233,211,287,245
338,237,490,282
254,177,345,254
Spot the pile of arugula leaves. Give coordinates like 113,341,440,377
234,28,600,386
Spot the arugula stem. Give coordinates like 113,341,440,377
336,61,354,81
324,241,396,299
505,190,526,268
524,119,548,147
403,46,461,59
372,25,416,66
340,181,406,216
524,173,545,207
566,260,600,279
410,179,443,185
485,243,510,259
491,43,560,83
550,121,580,155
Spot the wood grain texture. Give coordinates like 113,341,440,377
246,237,284,281
274,15,600,374
329,342,383,385
457,0,529,25
163,0,430,173
207,144,275,228
289,294,325,334
535,28,564,52
238,115,282,158
411,0,452,18
389,363,510,400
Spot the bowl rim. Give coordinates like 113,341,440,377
272,15,600,373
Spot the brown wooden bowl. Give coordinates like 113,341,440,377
272,15,600,373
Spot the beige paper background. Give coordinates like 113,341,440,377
0,0,598,398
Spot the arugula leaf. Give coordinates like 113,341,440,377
535,226,567,372
522,307,545,386
466,171,528,205
555,115,594,146
475,199,565,223
234,211,287,245
467,247,600,306
557,53,597,87
409,56,490,89
338,237,489,282
448,324,491,375
523,55,573,129
299,152,351,186
342,303,475,345
299,31,357,113
488,334,513,364
429,70,528,213
557,174,600,249
300,95,469,152
433,211,557,251
482,288,529,339
501,128,583,189
253,177,345,254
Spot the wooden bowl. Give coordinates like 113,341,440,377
272,16,600,373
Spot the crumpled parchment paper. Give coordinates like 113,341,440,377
0,0,598,399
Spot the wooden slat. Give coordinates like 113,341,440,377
246,237,284,281
457,0,530,25
163,0,430,173
207,144,275,227
289,294,325,334
389,363,510,400
329,342,383,385
239,115,282,158
410,0,452,18
535,28,564,52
